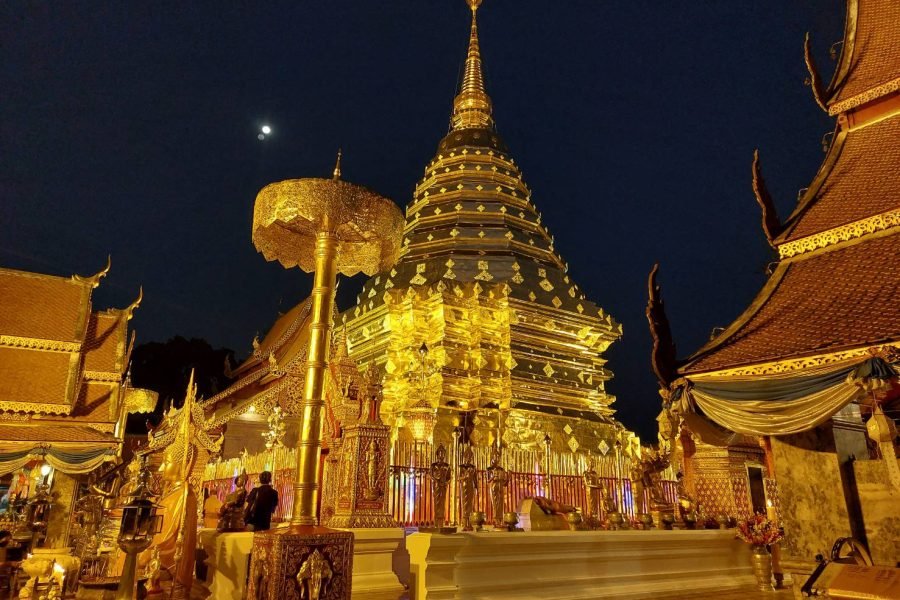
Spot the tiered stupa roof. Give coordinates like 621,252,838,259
345,0,623,450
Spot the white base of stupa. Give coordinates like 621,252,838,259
406,528,754,599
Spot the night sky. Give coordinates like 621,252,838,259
1,2,844,439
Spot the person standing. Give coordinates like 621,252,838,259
244,471,279,531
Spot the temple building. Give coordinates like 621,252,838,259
0,262,157,545
652,0,899,582
341,0,624,453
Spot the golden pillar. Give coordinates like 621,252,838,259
247,152,404,599
293,225,338,525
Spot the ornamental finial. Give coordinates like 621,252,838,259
451,0,493,131
333,148,342,180
73,254,112,289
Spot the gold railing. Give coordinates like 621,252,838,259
201,441,677,527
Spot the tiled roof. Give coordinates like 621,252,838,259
71,382,116,421
779,115,900,243
83,312,127,373
0,422,117,443
0,346,76,411
829,0,900,108
0,268,92,343
681,234,900,373
232,299,310,377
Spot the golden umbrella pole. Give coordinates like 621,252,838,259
293,225,337,525
246,152,404,600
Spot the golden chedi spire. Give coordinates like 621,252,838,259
451,0,493,131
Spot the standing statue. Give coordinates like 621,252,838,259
364,440,381,501
217,471,248,532
144,371,222,593
486,446,508,529
429,445,452,529
630,460,646,516
582,457,603,522
458,445,478,531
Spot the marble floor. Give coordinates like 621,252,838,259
179,581,795,599
347,587,794,600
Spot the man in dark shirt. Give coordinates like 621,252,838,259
244,471,279,531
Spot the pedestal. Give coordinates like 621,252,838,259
197,529,254,600
339,528,405,595
247,525,353,600
407,529,754,599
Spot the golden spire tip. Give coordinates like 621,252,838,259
466,0,482,11
333,148,342,180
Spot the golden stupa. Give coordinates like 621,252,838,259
342,0,624,453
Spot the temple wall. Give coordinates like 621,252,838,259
853,458,900,566
221,417,299,460
771,429,850,564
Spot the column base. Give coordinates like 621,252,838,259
337,528,406,595
248,525,354,600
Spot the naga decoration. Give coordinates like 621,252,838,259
751,149,783,247
803,32,829,112
645,264,678,390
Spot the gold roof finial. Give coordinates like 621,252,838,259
73,254,112,289
124,286,143,321
451,0,493,131
333,148,342,180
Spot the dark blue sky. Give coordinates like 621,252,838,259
1,2,844,438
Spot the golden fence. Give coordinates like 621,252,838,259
202,440,677,527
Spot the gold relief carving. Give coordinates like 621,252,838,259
829,76,900,115
778,210,900,258
81,370,121,382
248,529,353,600
363,439,382,501
296,549,333,600
690,343,900,378
0,413,28,421
0,400,71,415
0,335,81,353
123,387,159,414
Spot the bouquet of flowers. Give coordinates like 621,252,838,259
735,513,783,546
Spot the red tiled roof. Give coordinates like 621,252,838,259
0,268,92,343
778,114,900,243
0,346,76,410
829,0,900,108
681,234,900,373
71,382,117,421
83,312,127,373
